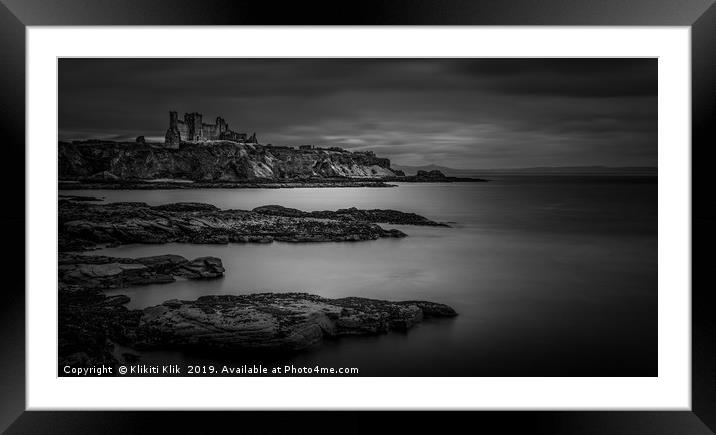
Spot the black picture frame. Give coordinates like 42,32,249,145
2,0,713,433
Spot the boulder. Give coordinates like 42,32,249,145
177,256,226,279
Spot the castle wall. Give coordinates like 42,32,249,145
221,131,248,142
175,121,190,141
201,119,230,140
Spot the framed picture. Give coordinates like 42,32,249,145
3,0,713,432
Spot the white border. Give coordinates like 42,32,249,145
27,27,691,410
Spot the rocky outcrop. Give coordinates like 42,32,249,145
390,169,488,182
417,170,451,180
58,285,457,368
59,201,416,251
135,293,457,353
58,253,225,290
59,141,398,182
178,257,226,279
58,262,457,369
252,205,449,227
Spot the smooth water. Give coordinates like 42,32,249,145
66,176,657,376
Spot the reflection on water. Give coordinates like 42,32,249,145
71,176,657,376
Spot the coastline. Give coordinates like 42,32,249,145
58,197,458,370
59,179,398,190
58,175,488,190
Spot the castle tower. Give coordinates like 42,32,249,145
184,112,204,142
165,111,181,146
216,117,228,135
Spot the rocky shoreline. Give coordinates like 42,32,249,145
59,179,397,190
138,293,457,353
59,199,448,251
252,205,450,227
57,170,487,190
59,254,457,370
58,198,457,371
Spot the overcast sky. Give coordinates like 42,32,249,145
59,58,656,169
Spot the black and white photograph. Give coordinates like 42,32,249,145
57,57,657,377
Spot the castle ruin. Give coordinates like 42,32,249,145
165,111,257,145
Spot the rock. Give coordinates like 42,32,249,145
177,256,226,279
59,261,166,289
320,207,448,227
58,194,103,202
398,300,458,318
58,253,224,289
59,289,457,367
135,293,457,353
105,294,132,306
152,202,219,212
59,200,411,251
253,205,449,227
382,229,409,238
134,254,189,273
58,286,143,369
252,205,307,218
417,169,446,179
388,169,488,183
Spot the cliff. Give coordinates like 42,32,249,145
58,141,397,182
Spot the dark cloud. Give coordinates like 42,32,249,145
451,58,657,97
58,58,656,169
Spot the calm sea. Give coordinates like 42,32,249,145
64,175,657,376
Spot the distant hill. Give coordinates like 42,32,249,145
392,164,657,177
